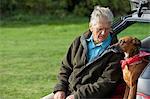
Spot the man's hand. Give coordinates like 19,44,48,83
66,95,74,99
54,91,65,99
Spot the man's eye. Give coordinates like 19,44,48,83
97,29,102,32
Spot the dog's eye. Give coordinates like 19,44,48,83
119,40,126,43
119,40,122,43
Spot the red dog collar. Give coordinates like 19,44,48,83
121,51,150,69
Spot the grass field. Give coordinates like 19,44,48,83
0,16,150,99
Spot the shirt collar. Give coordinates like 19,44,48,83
86,33,112,48
100,34,111,48
86,34,93,42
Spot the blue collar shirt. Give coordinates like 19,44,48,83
86,34,112,62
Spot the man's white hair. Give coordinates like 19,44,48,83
90,5,114,26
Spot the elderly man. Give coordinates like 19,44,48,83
42,5,124,99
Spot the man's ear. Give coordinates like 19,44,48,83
89,24,93,32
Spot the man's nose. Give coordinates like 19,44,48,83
100,30,105,35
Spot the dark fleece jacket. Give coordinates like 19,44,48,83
53,30,124,99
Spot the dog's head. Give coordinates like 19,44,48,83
118,36,141,58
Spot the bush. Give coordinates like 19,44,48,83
0,0,130,17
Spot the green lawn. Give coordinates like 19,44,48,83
0,16,150,99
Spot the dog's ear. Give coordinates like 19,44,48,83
128,38,141,57
132,38,141,47
131,47,140,56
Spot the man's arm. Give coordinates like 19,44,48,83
53,37,80,94
53,44,74,93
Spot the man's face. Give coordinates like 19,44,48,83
90,19,111,44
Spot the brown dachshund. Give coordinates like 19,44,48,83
118,36,150,99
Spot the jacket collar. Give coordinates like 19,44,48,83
80,30,118,52
80,30,92,54
80,30,118,46
80,30,123,65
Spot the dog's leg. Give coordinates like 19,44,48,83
128,84,137,99
123,85,129,99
